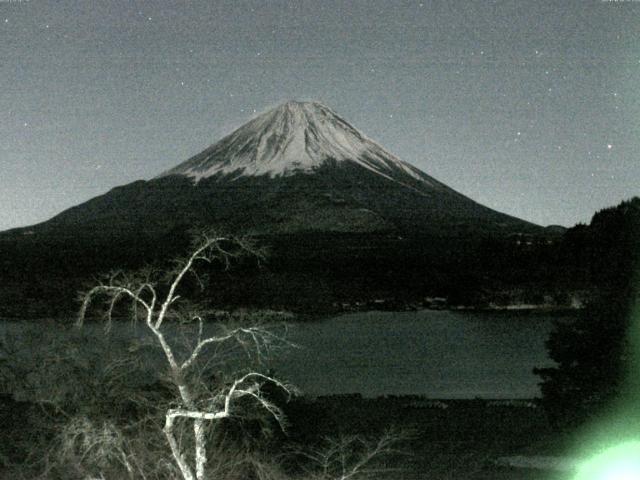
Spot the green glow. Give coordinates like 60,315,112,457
569,211,640,479
574,442,640,480
567,265,640,480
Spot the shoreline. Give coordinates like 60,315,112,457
0,304,582,322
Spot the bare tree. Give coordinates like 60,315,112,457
77,231,294,480
297,430,408,480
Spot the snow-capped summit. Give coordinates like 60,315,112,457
158,100,429,184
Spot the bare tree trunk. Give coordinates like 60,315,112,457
170,363,208,479
194,419,207,480
164,415,196,480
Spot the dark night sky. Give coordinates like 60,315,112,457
2,0,639,231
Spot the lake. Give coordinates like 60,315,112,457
0,310,565,399
272,310,560,399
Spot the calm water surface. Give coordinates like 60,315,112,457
272,310,559,398
1,310,564,399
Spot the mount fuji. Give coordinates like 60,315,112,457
0,101,553,316
24,101,537,237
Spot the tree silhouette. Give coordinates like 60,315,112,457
535,198,640,430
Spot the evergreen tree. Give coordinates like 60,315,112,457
535,198,640,430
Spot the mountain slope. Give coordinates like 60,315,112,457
25,101,538,238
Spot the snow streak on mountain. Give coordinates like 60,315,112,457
158,101,437,187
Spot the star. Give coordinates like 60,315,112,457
607,144,613,150
4,18,8,23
